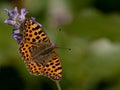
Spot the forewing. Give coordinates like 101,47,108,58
23,18,51,45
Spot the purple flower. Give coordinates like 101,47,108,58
4,7,27,29
4,7,43,44
12,29,23,43
18,8,28,23
4,7,27,43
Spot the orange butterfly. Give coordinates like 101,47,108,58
19,18,62,81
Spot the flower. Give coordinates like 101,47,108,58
4,7,43,44
4,7,28,43
12,29,23,43
4,7,28,29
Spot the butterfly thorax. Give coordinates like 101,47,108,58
38,45,57,55
30,44,58,65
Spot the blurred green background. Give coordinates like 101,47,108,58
1,0,120,90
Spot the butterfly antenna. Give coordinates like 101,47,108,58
55,26,71,51
57,46,71,51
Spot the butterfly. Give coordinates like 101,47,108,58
19,18,62,81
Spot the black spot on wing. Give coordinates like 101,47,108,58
32,25,40,30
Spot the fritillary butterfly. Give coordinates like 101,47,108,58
19,18,62,81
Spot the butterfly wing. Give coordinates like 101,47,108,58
19,41,33,62
23,18,51,45
19,41,42,75
41,52,62,81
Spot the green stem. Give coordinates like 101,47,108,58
55,81,62,90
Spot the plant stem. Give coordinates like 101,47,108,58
56,81,62,90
